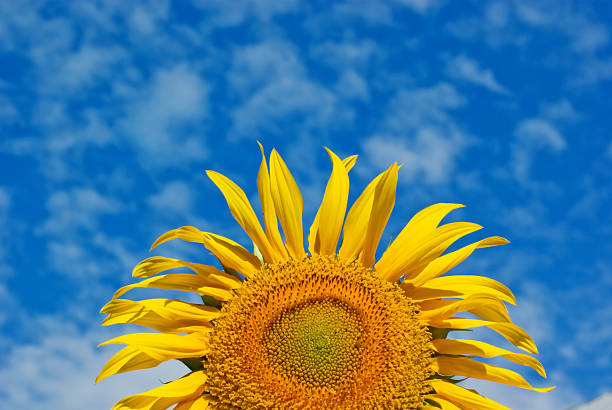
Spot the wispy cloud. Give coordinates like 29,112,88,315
228,40,350,140
120,64,210,168
193,0,299,27
514,118,566,151
511,118,566,185
0,314,187,410
445,1,612,87
147,180,195,216
393,0,444,14
38,189,122,236
0,187,12,279
540,99,579,122
445,54,510,94
383,83,466,131
362,129,469,184
359,83,471,185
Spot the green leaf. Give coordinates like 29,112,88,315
252,242,264,265
178,357,204,371
201,294,222,308
429,326,471,340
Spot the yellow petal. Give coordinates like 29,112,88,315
433,356,554,392
341,154,358,172
359,163,398,267
337,170,386,261
97,331,209,383
112,274,235,301
133,256,239,281
257,142,289,260
269,149,305,259
419,294,511,323
101,298,219,333
308,148,349,256
430,380,511,410
377,221,482,282
374,203,464,275
102,298,219,321
308,151,357,255
427,318,538,354
408,236,510,286
150,226,205,251
306,152,359,257
111,370,207,410
432,338,546,377
174,395,211,410
428,396,462,410
202,232,262,278
206,170,277,263
100,332,209,362
96,346,159,384
403,275,515,305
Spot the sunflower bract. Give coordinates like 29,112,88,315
98,145,553,409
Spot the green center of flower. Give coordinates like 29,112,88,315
262,297,363,388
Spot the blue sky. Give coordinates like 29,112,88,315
0,1,611,409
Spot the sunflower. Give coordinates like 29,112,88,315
97,144,553,409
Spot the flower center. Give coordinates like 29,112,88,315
263,298,362,388
205,256,434,409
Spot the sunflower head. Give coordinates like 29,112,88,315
97,145,553,410
205,256,433,409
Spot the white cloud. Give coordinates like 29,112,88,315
38,188,121,236
228,40,304,94
362,128,468,185
33,188,138,284
228,40,350,139
445,2,529,48
574,57,612,85
335,69,369,101
511,118,566,185
540,99,578,122
128,2,171,35
193,0,299,27
0,188,9,217
1,108,115,180
393,0,443,14
0,315,187,410
331,0,393,25
310,38,379,70
120,64,209,167
358,83,471,185
445,54,510,94
147,181,194,215
510,281,558,344
0,95,17,122
383,83,466,131
485,2,510,28
38,45,127,93
445,1,611,88
514,118,566,150
568,23,609,53
0,187,12,278
576,393,612,410
514,2,608,53
0,188,16,328
309,39,380,103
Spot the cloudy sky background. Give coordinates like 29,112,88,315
0,1,611,409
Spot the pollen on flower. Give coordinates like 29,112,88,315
205,256,434,409
263,298,363,388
